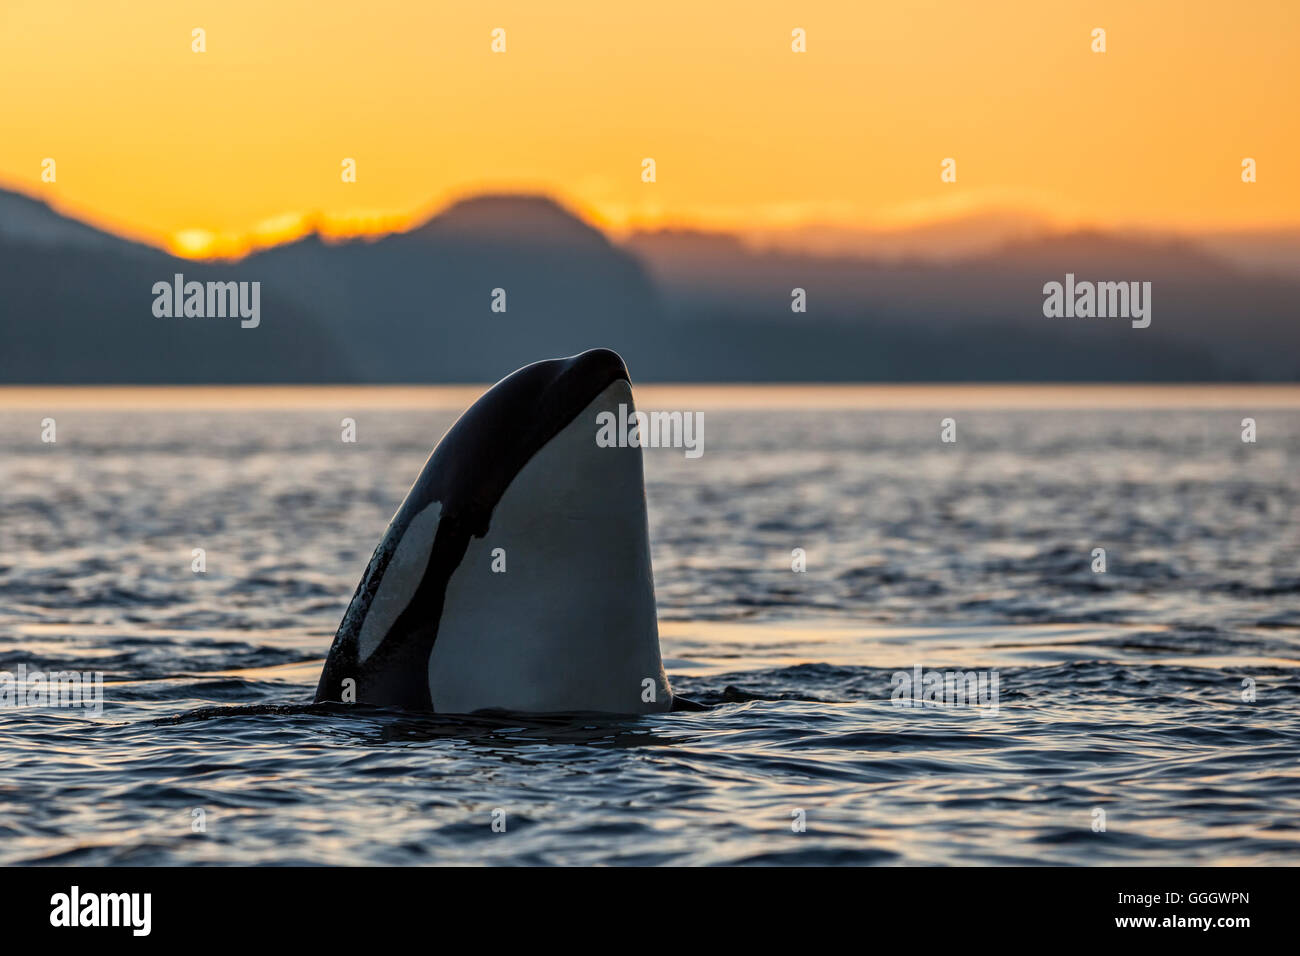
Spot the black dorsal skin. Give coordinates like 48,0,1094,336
315,349,632,710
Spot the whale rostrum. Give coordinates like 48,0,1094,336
315,349,675,714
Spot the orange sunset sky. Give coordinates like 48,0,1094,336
1,0,1297,257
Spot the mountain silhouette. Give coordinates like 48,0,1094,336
627,228,1300,380
246,195,664,381
0,190,355,384
1,187,1297,383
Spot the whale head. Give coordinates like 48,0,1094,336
315,348,673,714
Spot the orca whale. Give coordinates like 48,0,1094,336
315,349,677,714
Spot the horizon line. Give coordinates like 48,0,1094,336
4,383,1300,411
6,179,1300,265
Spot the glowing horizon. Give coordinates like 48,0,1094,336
3,1,1298,259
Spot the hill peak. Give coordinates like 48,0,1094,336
413,193,608,248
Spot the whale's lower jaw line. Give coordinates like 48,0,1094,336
315,349,674,715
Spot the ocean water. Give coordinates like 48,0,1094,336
1,392,1298,865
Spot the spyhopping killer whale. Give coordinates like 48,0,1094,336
315,349,685,714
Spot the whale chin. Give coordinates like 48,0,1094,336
315,349,673,715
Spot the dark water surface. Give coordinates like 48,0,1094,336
1,397,1298,865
